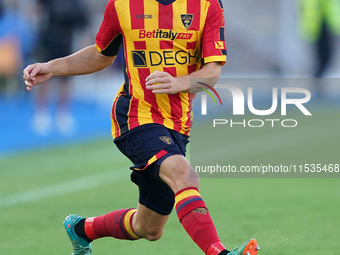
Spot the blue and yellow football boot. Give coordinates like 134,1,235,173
63,214,92,255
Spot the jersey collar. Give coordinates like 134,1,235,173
155,0,176,6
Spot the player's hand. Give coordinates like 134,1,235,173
145,71,189,94
23,63,53,91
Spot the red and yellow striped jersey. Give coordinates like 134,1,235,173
95,0,227,139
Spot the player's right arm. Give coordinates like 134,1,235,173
23,45,116,91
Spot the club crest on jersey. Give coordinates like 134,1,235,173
159,136,172,145
181,14,193,29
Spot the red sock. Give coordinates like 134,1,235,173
175,188,226,255
84,208,140,241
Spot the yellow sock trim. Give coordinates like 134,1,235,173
123,209,140,240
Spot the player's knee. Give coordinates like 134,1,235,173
160,155,200,192
170,165,199,191
178,168,199,189
144,232,162,241
142,227,163,241
134,222,164,241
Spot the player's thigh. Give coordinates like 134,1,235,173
159,154,199,193
133,203,169,240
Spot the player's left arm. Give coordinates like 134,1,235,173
145,62,221,94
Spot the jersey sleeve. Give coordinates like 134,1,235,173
201,0,227,65
95,0,123,56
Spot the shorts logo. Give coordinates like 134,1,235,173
131,51,147,67
160,136,172,145
181,14,193,29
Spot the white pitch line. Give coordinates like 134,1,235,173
2,119,338,208
0,168,128,209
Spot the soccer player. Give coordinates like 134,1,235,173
23,0,259,255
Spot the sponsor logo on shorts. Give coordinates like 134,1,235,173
160,136,172,145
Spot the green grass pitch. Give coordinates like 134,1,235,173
0,106,339,255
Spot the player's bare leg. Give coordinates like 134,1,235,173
63,208,144,255
63,155,259,255
159,155,259,255
159,154,199,193
132,203,169,241
63,191,170,255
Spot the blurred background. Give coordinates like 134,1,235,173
1,0,340,155
1,1,340,254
